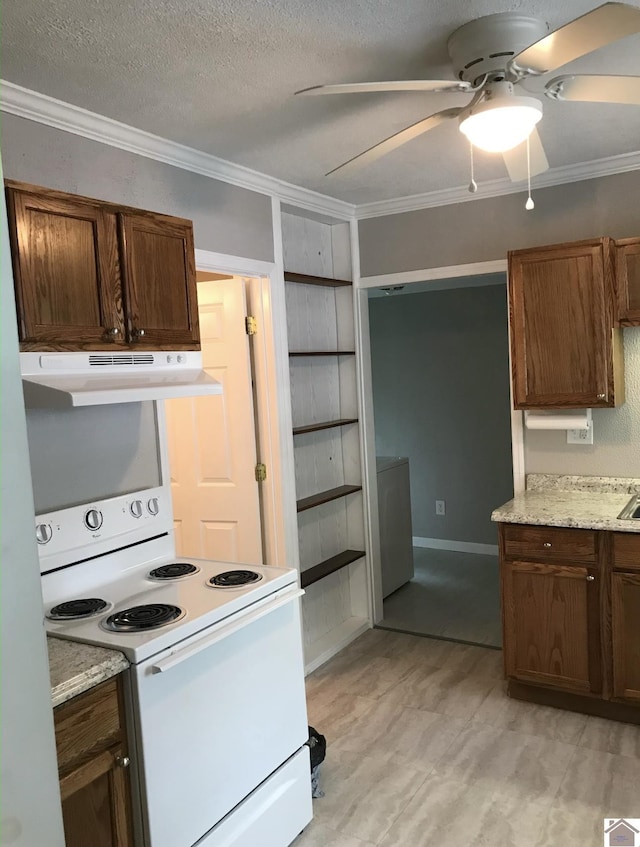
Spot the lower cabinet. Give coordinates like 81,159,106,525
500,523,640,721
54,677,133,847
502,559,601,695
611,571,640,703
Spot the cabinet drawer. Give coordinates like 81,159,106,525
502,524,597,564
54,678,122,775
612,533,640,571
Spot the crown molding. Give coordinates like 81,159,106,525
355,149,640,219
2,80,639,224
0,80,355,222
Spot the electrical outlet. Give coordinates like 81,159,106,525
567,426,594,445
435,500,446,516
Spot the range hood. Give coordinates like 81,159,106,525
20,351,222,408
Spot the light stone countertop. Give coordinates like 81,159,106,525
48,637,129,708
491,474,640,533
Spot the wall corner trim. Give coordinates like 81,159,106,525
0,80,355,222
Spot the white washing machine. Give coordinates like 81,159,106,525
376,457,415,598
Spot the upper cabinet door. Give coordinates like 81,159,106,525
508,238,621,409
616,237,640,326
118,212,199,347
7,188,124,348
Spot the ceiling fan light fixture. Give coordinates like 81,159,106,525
459,95,542,153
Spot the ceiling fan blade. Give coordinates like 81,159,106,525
296,80,471,96
509,2,640,76
325,108,462,177
546,74,640,104
502,128,550,183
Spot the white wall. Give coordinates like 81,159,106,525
0,158,65,846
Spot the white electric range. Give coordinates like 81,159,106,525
39,488,312,847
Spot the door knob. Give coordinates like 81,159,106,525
586,575,595,581
543,542,552,548
107,327,120,337
596,393,605,400
115,756,130,768
132,328,146,339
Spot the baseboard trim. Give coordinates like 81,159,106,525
412,536,499,556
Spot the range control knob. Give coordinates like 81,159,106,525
147,497,160,516
84,509,103,531
130,499,143,519
35,523,53,545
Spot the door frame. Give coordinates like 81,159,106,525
192,248,297,570
354,255,524,624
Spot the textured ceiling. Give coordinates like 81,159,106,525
2,0,640,204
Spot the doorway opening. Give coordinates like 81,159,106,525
367,273,514,648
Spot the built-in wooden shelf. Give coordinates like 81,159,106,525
293,418,358,436
300,549,366,589
297,484,362,513
289,350,356,357
284,271,352,288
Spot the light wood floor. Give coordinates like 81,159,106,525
295,627,640,847
381,547,501,647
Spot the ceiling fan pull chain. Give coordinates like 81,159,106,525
525,135,534,211
468,141,478,194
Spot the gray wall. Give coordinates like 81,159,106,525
369,282,513,545
27,402,161,513
0,157,66,846
1,113,275,261
360,170,640,481
359,171,640,277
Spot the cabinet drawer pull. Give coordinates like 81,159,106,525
586,575,595,582
132,328,146,339
107,327,120,336
543,542,552,548
115,755,130,768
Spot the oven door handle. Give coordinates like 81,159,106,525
150,586,305,674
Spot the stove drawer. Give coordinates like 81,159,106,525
54,678,122,775
197,747,312,847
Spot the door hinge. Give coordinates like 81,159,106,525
255,463,267,482
245,315,257,336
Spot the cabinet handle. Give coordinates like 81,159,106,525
586,575,595,582
107,327,120,336
596,393,605,400
115,756,130,768
132,328,146,339
543,542,552,548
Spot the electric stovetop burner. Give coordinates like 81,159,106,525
102,603,185,632
209,570,263,588
148,562,200,581
48,598,110,620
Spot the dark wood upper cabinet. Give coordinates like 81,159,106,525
5,180,200,351
615,237,640,326
119,211,199,347
508,238,623,409
6,187,124,347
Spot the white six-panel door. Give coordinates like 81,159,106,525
166,277,263,564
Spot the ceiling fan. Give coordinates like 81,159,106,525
295,2,640,184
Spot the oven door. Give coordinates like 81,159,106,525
130,585,309,847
